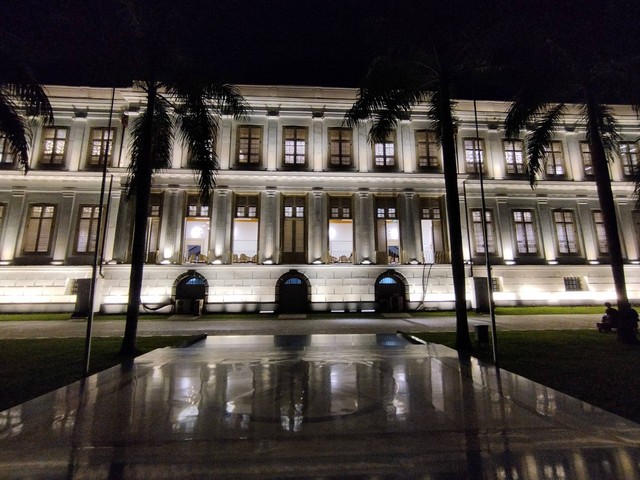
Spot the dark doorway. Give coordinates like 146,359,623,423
375,271,406,313
174,270,207,315
276,270,310,313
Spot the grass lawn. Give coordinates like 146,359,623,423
414,330,640,424
0,336,192,412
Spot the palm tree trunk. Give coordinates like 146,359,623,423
586,101,633,343
120,85,156,357
439,83,472,351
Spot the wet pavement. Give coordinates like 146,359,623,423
0,313,600,339
1,332,639,479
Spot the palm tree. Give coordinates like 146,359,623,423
0,46,53,171
118,3,248,356
120,81,247,356
503,1,640,344
345,44,486,350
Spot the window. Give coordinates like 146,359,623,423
471,209,496,255
564,276,583,291
373,133,396,168
146,193,162,263
328,128,352,168
184,194,210,263
40,127,68,167
236,195,258,218
0,136,17,167
421,197,446,263
282,196,306,263
544,141,565,177
233,195,259,263
186,195,209,217
330,196,351,219
283,127,307,166
329,196,353,263
580,142,593,178
415,130,440,170
503,139,526,175
75,206,101,254
375,197,400,264
23,204,56,254
236,125,262,167
87,128,115,168
512,209,538,254
593,210,608,255
464,138,486,173
620,142,638,178
554,210,579,254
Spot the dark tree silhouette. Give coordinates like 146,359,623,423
503,0,640,344
0,45,53,170
118,3,247,356
344,1,495,351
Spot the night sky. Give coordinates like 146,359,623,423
1,0,385,88
2,0,638,100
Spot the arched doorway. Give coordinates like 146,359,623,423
276,270,310,314
173,270,208,315
375,270,407,313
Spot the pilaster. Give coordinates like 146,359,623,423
354,190,374,263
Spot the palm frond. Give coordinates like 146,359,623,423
524,103,566,186
426,87,454,147
344,55,428,141
0,93,30,170
505,95,549,139
202,83,249,120
582,103,620,163
3,83,53,122
169,81,247,203
126,95,174,198
173,93,218,204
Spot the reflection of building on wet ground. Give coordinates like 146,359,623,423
1,85,639,315
1,334,639,478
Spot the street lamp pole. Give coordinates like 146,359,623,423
472,96,499,366
83,87,116,377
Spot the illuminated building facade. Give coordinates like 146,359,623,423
0,85,638,313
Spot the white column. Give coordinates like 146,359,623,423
67,119,86,171
259,189,279,263
356,125,369,173
495,196,514,263
308,190,326,263
219,120,232,170
536,199,556,262
101,189,121,263
354,190,374,263
266,115,279,171
1,191,26,262
616,200,634,260
209,188,232,263
399,191,419,263
53,192,76,263
312,119,324,171
399,122,412,173
576,198,597,262
158,188,184,264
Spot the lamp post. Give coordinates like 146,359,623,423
83,87,116,377
472,96,498,366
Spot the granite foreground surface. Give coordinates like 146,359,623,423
1,334,639,479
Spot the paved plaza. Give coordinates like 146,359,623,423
0,312,600,339
2,320,640,478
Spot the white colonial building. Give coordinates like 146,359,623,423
0,84,638,314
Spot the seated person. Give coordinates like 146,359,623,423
597,302,619,332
